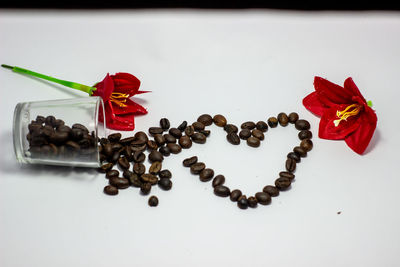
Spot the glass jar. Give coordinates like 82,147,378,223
13,96,106,167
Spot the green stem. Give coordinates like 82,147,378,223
1,64,96,95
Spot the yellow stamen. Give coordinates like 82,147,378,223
109,92,129,107
333,104,361,127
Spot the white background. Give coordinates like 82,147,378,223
1,9,400,267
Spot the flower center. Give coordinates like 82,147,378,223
333,104,361,127
109,92,129,107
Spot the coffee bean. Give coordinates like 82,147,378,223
160,118,170,130
237,195,248,209
123,170,134,179
111,142,123,152
263,185,279,197
99,163,113,173
45,115,56,127
158,178,172,190
300,139,313,152
239,129,251,140
190,162,205,174
106,169,119,178
109,177,130,189
199,168,214,182
49,131,69,145
183,156,198,167
133,151,146,163
71,128,84,141
197,114,213,126
104,185,118,195
179,135,192,148
147,140,158,151
200,130,211,137
28,123,42,133
65,140,80,150
256,121,269,132
149,127,164,136
118,156,130,170
224,124,238,134
103,143,113,157
293,146,307,157
255,192,271,205
287,152,301,163
214,185,230,197
251,129,264,140
110,151,121,164
298,130,313,140
212,175,225,188
167,143,182,154
72,123,89,133
275,177,291,190
35,115,46,124
141,174,158,185
159,146,171,156
267,117,278,128
134,131,149,143
279,171,295,180
184,125,195,136
148,196,159,206
133,163,146,175
248,196,258,208
140,182,151,195
100,137,109,146
277,112,289,126
177,121,187,132
149,150,163,162
295,119,311,130
191,132,206,144
159,169,172,179
108,133,122,142
230,189,242,202
120,137,135,145
285,158,296,172
163,134,176,144
123,146,134,161
288,112,299,123
42,125,54,138
169,128,182,139
247,136,260,147
149,161,162,174
154,134,166,146
227,132,240,145
54,119,65,128
126,172,142,187
241,121,256,130
213,114,227,127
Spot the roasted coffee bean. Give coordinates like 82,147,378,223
49,131,69,145
167,143,182,154
241,121,256,130
108,133,122,142
214,185,230,197
154,134,166,146
131,143,147,153
239,129,251,140
287,152,301,163
141,174,158,185
126,172,142,187
78,138,91,149
179,135,192,149
160,118,170,130
200,130,210,137
123,170,134,179
28,123,42,133
183,156,198,167
158,178,172,190
65,140,80,150
298,130,313,140
149,127,164,136
72,123,89,133
255,192,271,205
197,114,213,126
149,161,162,174
134,131,149,143
285,158,296,172
159,146,171,156
99,153,107,163
133,151,146,163
277,112,289,126
212,175,225,188
54,119,64,128
247,137,260,147
100,137,109,146
118,157,130,170
120,137,135,145
110,151,121,164
248,196,258,208
42,125,54,137
104,185,118,195
191,132,206,144
103,143,113,157
230,189,242,202
190,162,206,174
267,117,278,128
288,112,299,123
140,182,152,195
184,125,195,136
199,168,214,182
169,128,182,139
213,114,227,127
123,146,134,161
256,121,268,132
279,171,295,180
133,163,146,175
148,196,159,206
109,177,130,189
275,177,291,190
147,140,158,151
71,128,84,141
163,134,176,144
99,163,113,173
293,146,307,157
263,185,279,197
251,129,264,140
237,195,248,209
40,145,52,156
177,121,187,132
35,115,46,124
111,142,123,152
148,150,164,163
159,169,172,179
295,119,311,130
300,139,313,152
45,115,56,127
224,124,238,134
227,132,240,145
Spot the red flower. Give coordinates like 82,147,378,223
92,73,149,131
303,77,377,154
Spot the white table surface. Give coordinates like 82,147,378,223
1,9,400,267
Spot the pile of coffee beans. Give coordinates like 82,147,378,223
26,115,97,160
98,112,312,209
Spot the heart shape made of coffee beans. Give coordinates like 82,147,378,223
99,113,313,210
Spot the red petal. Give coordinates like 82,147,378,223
344,107,377,154
314,76,354,106
318,105,362,140
93,74,114,101
111,72,141,95
344,77,367,103
106,114,135,131
303,92,327,116
112,98,148,115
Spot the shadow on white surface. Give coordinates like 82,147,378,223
363,129,381,155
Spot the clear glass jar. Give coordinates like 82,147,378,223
13,96,106,167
